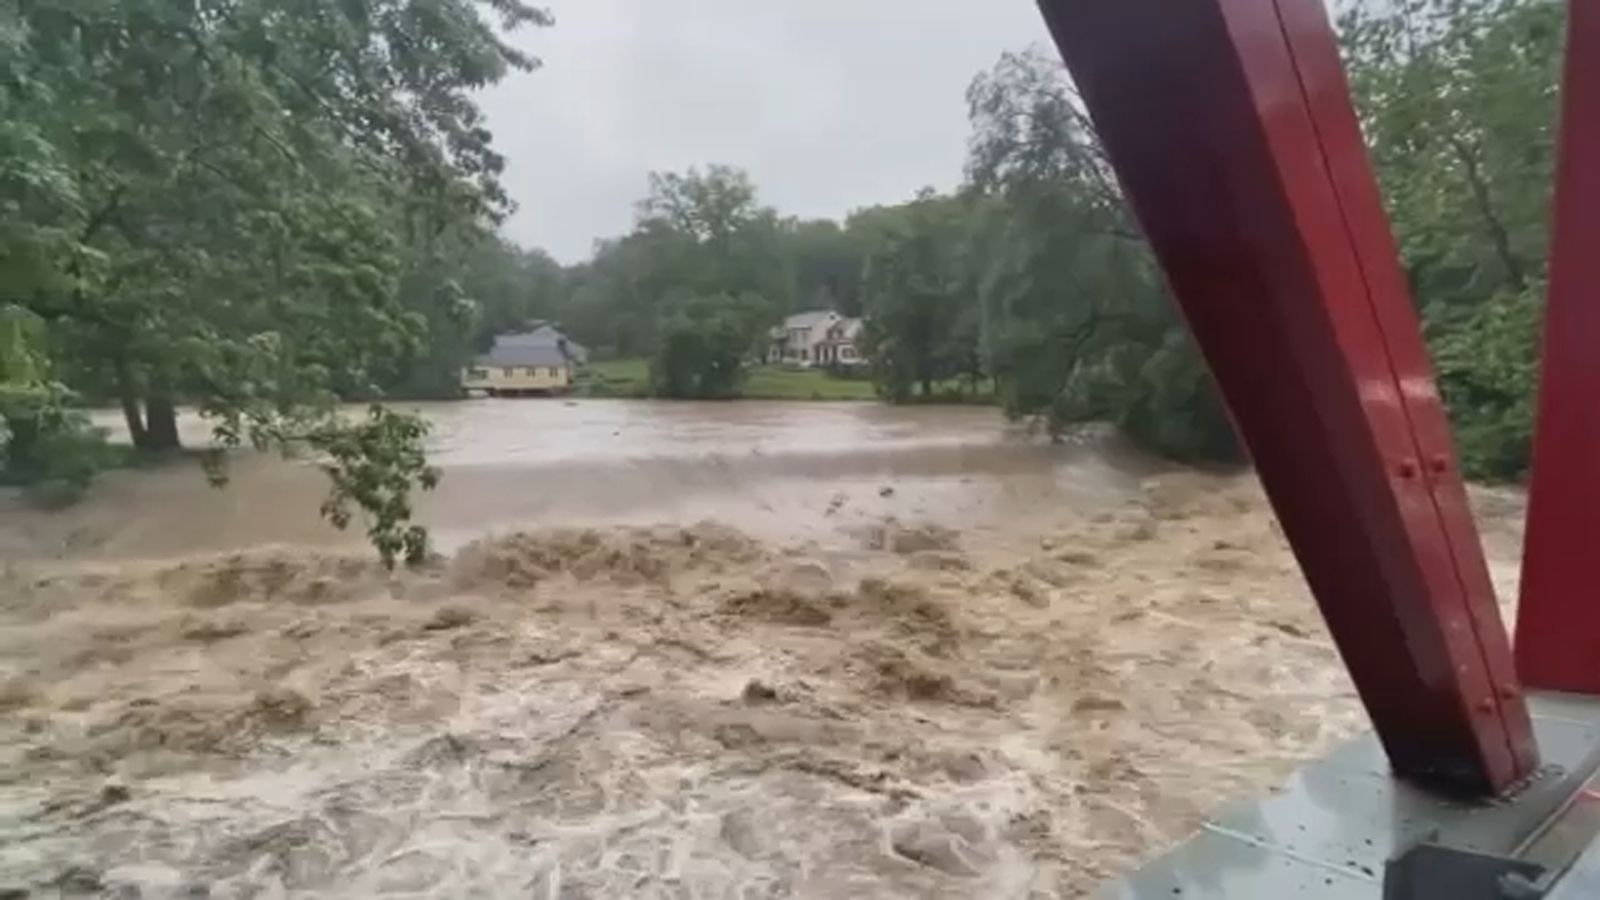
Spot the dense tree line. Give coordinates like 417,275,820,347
553,165,869,398
0,0,1563,562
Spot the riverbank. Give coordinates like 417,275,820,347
581,358,997,405
582,358,882,400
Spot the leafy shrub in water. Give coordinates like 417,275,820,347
1,308,118,501
0,386,120,504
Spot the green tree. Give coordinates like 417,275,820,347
561,165,789,359
1342,0,1562,476
1342,0,1560,306
786,218,864,316
3,0,550,562
636,165,795,308
964,48,1236,460
1429,287,1540,477
0,305,112,493
857,190,971,402
650,293,770,399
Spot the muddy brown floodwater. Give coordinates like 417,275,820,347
0,400,1531,898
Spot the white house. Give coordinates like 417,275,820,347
767,311,865,368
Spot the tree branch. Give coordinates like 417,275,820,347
1445,132,1528,291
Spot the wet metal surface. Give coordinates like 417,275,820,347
1101,692,1600,898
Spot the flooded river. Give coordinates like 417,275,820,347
7,400,1149,561
0,401,1528,897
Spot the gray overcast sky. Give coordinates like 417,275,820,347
476,2,1053,263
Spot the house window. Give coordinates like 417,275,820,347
469,368,489,380
523,367,541,376
840,347,856,361
547,367,560,377
800,349,808,361
502,367,517,377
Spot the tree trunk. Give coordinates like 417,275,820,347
143,394,181,452
1446,134,1529,292
113,357,149,450
4,415,42,477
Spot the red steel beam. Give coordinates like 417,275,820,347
1034,0,1537,793
1516,0,1600,694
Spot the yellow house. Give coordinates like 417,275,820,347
462,327,583,397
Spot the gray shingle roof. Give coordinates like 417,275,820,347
490,325,588,363
496,325,561,347
474,344,570,368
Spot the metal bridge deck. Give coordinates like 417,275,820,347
1101,693,1600,898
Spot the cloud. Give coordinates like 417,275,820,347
475,1,1051,262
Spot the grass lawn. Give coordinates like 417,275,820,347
580,358,877,401
582,357,652,397
743,366,877,401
